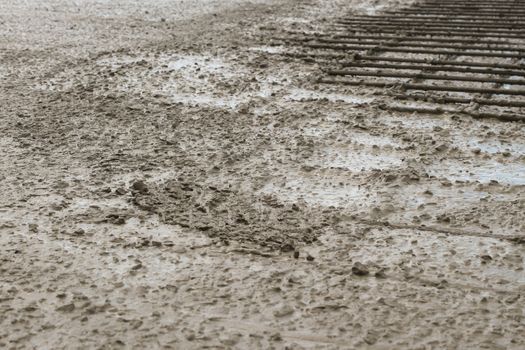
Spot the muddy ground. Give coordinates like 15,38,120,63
1,0,524,349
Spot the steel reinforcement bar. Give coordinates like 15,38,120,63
304,43,525,59
317,78,525,96
393,94,525,108
316,38,525,53
325,69,525,85
339,62,525,77
286,0,525,122
330,26,525,40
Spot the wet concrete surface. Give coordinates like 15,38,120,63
1,0,524,349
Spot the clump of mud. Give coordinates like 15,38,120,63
132,179,336,250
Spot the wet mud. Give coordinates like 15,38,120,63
1,0,524,349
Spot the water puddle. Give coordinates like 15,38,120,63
502,78,525,90
349,133,401,148
259,179,375,208
358,5,386,15
76,53,251,109
395,183,513,211
427,159,525,185
162,55,240,79
248,46,286,54
307,147,404,171
298,119,400,143
455,138,525,155
99,52,282,109
153,55,244,105
382,115,448,130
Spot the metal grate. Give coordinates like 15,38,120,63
278,0,525,122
